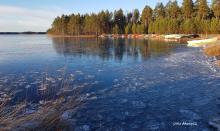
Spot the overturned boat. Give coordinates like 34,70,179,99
187,37,218,47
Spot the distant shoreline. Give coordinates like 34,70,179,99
48,34,97,38
0,32,46,35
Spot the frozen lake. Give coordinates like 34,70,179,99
0,35,220,130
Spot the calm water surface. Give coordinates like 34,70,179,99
0,35,220,130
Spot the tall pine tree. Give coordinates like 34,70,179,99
198,0,209,19
212,0,220,18
141,6,153,33
182,0,194,18
166,0,181,18
154,3,166,18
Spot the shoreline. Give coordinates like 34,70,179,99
48,34,220,43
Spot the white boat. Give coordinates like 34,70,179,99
175,35,184,39
144,35,149,39
164,34,182,39
187,37,218,47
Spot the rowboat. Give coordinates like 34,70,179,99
187,37,218,47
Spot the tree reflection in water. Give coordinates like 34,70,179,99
52,37,175,62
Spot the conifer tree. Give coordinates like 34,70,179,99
182,0,194,18
210,18,220,33
48,0,220,35
132,9,140,23
136,24,145,34
126,12,133,24
141,6,153,33
154,3,166,18
212,0,220,18
198,0,209,19
166,0,181,18
114,9,126,34
132,24,137,34
125,23,132,34
113,25,120,34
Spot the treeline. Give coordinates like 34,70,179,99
48,0,220,35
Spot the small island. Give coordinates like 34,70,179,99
0,32,46,35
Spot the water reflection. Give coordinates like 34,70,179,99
52,37,174,61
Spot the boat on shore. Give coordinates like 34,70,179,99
164,34,199,39
187,37,218,47
164,34,182,39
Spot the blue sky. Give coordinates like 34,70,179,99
0,0,211,32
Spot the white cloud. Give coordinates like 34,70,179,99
0,5,69,32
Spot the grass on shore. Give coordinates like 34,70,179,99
0,96,84,131
0,66,86,131
204,44,220,57
203,41,220,68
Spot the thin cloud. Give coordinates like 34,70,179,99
0,5,69,32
